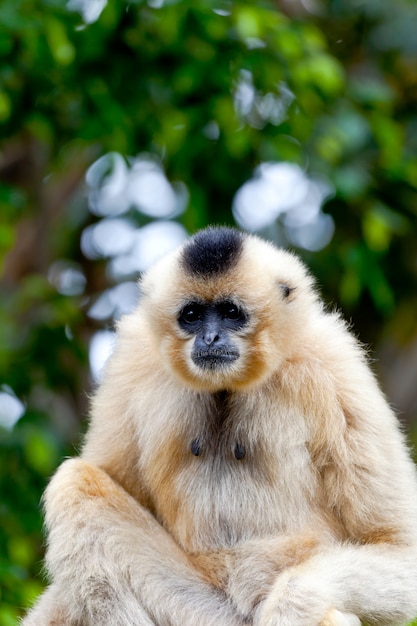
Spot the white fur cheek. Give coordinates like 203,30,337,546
159,336,198,386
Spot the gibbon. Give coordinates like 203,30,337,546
23,227,417,626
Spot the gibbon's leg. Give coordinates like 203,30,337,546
36,457,246,626
254,543,417,626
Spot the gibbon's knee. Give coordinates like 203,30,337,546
20,584,78,626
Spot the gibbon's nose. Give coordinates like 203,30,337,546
201,318,221,346
202,328,219,346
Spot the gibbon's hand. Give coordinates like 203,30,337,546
191,533,324,618
254,568,361,626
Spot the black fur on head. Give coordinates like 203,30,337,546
181,227,245,277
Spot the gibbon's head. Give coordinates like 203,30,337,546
140,227,319,392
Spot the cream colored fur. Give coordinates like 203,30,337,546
22,231,417,625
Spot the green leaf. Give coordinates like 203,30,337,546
45,17,76,66
0,91,11,122
362,203,409,252
293,53,345,96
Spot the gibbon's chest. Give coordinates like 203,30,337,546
137,391,320,552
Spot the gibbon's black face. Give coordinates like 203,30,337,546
178,300,249,371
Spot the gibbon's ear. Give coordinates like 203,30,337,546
277,283,295,299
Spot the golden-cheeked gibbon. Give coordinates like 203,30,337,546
23,227,417,626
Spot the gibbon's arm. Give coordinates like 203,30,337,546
22,458,247,626
189,318,417,626
253,320,417,626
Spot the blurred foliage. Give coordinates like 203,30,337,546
1,0,417,620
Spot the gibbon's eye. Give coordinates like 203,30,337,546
179,303,204,326
217,301,248,327
219,302,242,320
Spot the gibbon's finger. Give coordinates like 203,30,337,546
319,609,361,626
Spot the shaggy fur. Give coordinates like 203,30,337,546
23,229,417,625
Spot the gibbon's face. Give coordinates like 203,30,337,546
177,299,248,372
141,227,316,392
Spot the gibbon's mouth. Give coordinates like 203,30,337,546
192,349,239,370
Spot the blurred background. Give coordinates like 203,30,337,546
1,0,417,622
